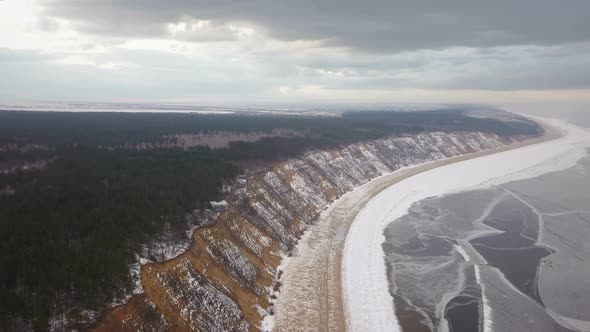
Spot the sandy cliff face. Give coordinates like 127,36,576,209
90,131,524,332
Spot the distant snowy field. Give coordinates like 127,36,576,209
0,102,236,114
0,101,339,116
342,118,590,332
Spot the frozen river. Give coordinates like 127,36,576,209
343,118,590,332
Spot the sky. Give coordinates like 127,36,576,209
1,0,589,112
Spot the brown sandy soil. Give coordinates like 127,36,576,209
272,122,562,332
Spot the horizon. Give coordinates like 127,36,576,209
1,1,589,113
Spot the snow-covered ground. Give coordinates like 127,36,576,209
342,117,590,332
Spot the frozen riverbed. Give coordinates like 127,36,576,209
342,118,590,332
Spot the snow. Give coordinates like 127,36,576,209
209,200,229,211
474,265,494,332
454,244,470,262
342,118,590,332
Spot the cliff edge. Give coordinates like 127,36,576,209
90,130,530,331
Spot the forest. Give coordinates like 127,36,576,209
0,109,541,330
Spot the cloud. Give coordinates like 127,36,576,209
1,0,590,104
243,42,590,91
41,0,590,52
0,48,276,101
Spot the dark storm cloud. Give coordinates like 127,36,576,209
256,42,590,91
42,0,590,51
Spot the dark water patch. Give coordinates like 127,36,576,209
444,266,482,332
470,196,552,304
481,197,539,240
472,232,534,249
478,265,576,332
398,234,456,257
393,295,431,332
384,252,432,331
445,296,480,332
472,244,551,303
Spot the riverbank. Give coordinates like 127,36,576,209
272,117,562,331
343,117,589,332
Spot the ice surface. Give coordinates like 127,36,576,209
342,118,590,332
476,265,570,332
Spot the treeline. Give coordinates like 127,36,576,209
0,109,540,148
0,109,541,330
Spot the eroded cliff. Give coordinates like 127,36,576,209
90,131,527,332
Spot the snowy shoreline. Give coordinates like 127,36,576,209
342,117,590,332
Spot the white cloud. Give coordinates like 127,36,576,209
0,0,589,109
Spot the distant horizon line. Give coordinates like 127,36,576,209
0,100,498,112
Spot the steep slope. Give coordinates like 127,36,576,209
90,131,528,331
